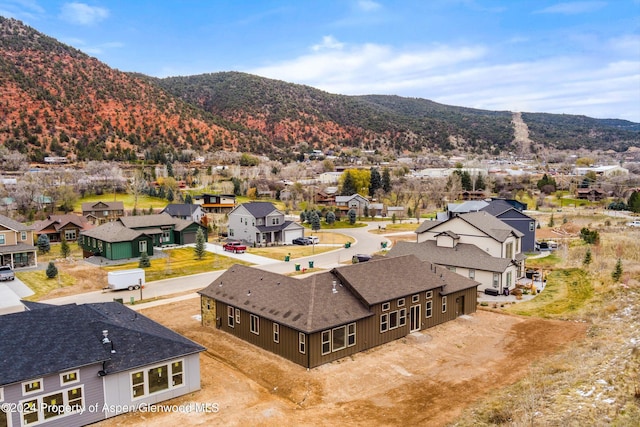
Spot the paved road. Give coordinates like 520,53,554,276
42,221,408,308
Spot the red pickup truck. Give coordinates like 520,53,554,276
223,241,247,253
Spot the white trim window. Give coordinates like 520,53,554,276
21,231,27,241
397,298,405,307
273,323,280,343
389,311,399,329
322,331,331,355
60,370,79,386
380,313,389,332
382,302,390,311
235,308,241,325
347,323,356,347
299,333,306,354
425,301,433,318
131,359,185,400
250,314,260,335
468,269,475,280
0,386,3,402
227,306,235,328
411,294,419,304
425,290,433,299
22,378,43,396
332,326,346,352
20,385,84,425
442,296,447,313
399,308,407,327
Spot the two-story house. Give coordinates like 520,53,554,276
198,255,478,368
335,194,369,216
0,301,205,427
0,214,37,268
194,194,236,214
161,204,204,223
227,202,304,245
82,201,125,225
414,211,526,294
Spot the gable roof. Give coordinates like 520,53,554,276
81,201,124,211
161,204,201,217
0,302,204,386
0,213,33,232
33,214,91,233
81,221,147,243
332,255,477,303
415,219,445,234
118,213,178,228
199,265,372,333
458,211,523,241
387,241,512,273
481,199,533,220
237,202,279,218
448,200,489,214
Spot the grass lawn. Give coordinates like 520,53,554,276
103,248,252,281
505,268,593,317
74,194,169,212
18,270,76,301
526,252,562,269
248,245,337,260
303,220,367,229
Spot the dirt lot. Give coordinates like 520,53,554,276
98,298,587,427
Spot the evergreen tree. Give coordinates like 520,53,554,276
300,211,307,223
184,193,193,204
309,210,321,231
232,177,242,196
341,171,357,196
194,228,206,260
36,234,50,254
583,248,592,266
475,174,486,191
369,167,382,197
167,188,174,202
148,206,154,215
138,251,151,268
548,214,555,228
325,211,336,225
348,208,357,225
612,258,623,282
60,237,70,258
382,168,392,193
46,261,58,279
628,190,640,213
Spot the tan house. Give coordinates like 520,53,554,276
0,214,37,268
414,212,526,293
33,214,92,242
82,201,125,225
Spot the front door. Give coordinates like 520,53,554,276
410,304,421,332
456,296,465,316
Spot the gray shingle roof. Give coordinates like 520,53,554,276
0,302,204,386
387,241,512,273
415,219,445,234
240,202,279,218
81,201,124,211
332,255,477,303
161,204,200,217
118,213,177,228
0,213,33,232
80,221,146,242
199,265,372,333
458,211,524,240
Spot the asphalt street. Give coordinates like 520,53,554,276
42,221,414,308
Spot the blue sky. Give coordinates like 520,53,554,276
1,0,639,122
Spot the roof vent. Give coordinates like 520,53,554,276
101,330,110,344
247,290,251,296
219,281,223,287
332,281,338,294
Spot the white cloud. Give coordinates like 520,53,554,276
534,1,607,15
312,35,345,51
59,2,109,25
248,37,640,121
357,0,381,12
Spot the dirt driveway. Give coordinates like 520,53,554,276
99,298,587,427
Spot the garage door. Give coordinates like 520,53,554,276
182,232,196,244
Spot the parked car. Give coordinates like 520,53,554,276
0,265,15,281
352,254,372,263
308,236,319,244
223,241,247,253
627,220,640,227
292,237,312,245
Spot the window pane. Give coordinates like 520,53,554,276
332,327,346,351
43,392,64,419
148,365,169,394
389,311,398,329
68,387,83,407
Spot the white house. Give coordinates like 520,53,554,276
228,202,304,245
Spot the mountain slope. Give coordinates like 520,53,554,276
1,16,638,162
